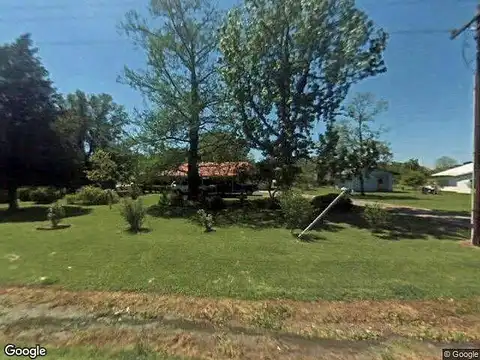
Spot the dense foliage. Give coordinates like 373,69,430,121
75,185,120,206
220,0,387,188
0,34,81,210
279,190,314,232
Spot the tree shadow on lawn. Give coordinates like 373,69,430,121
325,206,470,241
147,198,344,232
353,194,420,201
0,206,92,223
392,207,470,218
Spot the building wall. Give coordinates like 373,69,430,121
439,173,472,194
336,170,393,192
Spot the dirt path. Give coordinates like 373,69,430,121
1,287,480,359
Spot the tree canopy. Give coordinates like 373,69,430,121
57,90,130,162
335,92,392,194
121,0,225,199
219,0,388,188
434,156,458,171
199,131,250,163
0,34,80,210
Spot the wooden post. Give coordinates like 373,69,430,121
451,6,480,245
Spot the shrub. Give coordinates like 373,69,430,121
47,201,65,228
129,184,143,200
30,187,62,204
197,209,214,232
0,190,8,204
253,197,281,210
64,194,78,205
204,196,225,211
363,203,391,231
17,187,32,202
311,193,353,213
76,186,119,205
120,198,146,233
104,189,117,209
158,191,171,208
278,191,314,232
169,191,185,207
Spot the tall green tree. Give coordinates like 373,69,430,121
0,34,80,210
121,0,224,199
336,92,392,195
219,0,387,188
434,156,458,171
315,123,342,185
85,149,119,187
57,90,130,163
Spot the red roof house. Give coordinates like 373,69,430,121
165,162,254,178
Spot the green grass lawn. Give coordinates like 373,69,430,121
302,187,471,214
0,195,477,301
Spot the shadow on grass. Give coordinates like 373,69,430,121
146,198,469,240
0,206,92,223
125,228,152,234
326,206,469,241
147,201,285,229
353,194,419,201
147,198,344,232
292,232,326,242
409,208,471,218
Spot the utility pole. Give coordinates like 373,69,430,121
451,5,480,246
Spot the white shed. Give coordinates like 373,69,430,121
335,169,394,192
431,162,472,194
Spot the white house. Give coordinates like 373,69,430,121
431,162,473,194
335,169,394,192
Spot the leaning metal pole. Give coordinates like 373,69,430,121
298,189,349,239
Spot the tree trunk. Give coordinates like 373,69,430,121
187,132,200,200
187,56,201,201
359,173,365,196
7,184,18,212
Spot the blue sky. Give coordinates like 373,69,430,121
0,0,477,167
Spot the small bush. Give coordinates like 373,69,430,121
76,186,119,205
253,197,281,210
120,198,146,233
30,187,62,204
311,193,353,213
64,194,78,205
278,191,314,232
104,189,117,209
197,209,214,232
170,191,185,207
129,184,143,200
0,190,8,204
363,203,391,231
158,191,171,208
17,187,32,202
47,201,65,228
204,196,225,211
